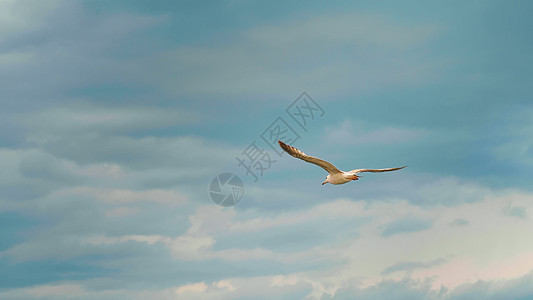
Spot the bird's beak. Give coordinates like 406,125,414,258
322,181,327,185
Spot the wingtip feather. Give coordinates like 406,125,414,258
278,140,292,151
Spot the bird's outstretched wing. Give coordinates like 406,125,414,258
278,140,342,174
350,166,406,174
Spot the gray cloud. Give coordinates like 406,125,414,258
503,204,528,220
22,105,199,136
447,270,533,300
381,257,449,275
38,134,235,170
449,218,469,226
18,149,80,184
323,120,427,146
0,149,83,201
130,12,438,99
1,187,190,262
8,102,234,172
381,217,433,237
334,278,439,300
0,0,164,110
334,270,533,300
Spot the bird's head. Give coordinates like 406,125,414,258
322,175,330,185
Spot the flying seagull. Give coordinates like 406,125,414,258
278,140,406,185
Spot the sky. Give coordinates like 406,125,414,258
1,0,533,299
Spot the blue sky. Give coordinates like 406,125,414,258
1,0,533,299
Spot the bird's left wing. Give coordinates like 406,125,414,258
278,140,342,174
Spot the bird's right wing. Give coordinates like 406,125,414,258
278,140,342,174
350,166,406,174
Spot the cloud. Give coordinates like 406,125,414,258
2,183,533,298
0,283,88,300
447,270,533,300
81,205,279,262
0,1,164,101
59,187,188,206
503,203,527,220
491,108,533,168
0,143,202,203
449,218,469,226
134,12,439,98
0,185,189,262
0,0,65,39
0,0,429,106
175,282,208,295
248,13,435,49
0,2,531,299
105,206,139,218
381,257,449,275
0,148,82,201
2,271,533,300
22,104,199,136
413,177,491,206
324,120,426,146
381,217,433,237
11,104,224,173
29,133,236,171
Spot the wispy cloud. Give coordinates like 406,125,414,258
449,218,469,226
323,120,426,146
22,105,199,136
381,217,433,237
135,12,439,98
381,257,449,275
503,203,528,220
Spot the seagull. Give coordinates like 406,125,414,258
278,140,406,185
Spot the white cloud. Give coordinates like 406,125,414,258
34,133,236,170
4,172,532,297
33,179,529,297
84,234,164,246
323,120,426,146
0,0,65,38
228,197,369,233
2,180,533,298
227,185,533,296
59,187,188,206
414,176,491,206
175,282,208,295
0,143,196,203
2,271,533,300
248,13,435,48
22,104,199,137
